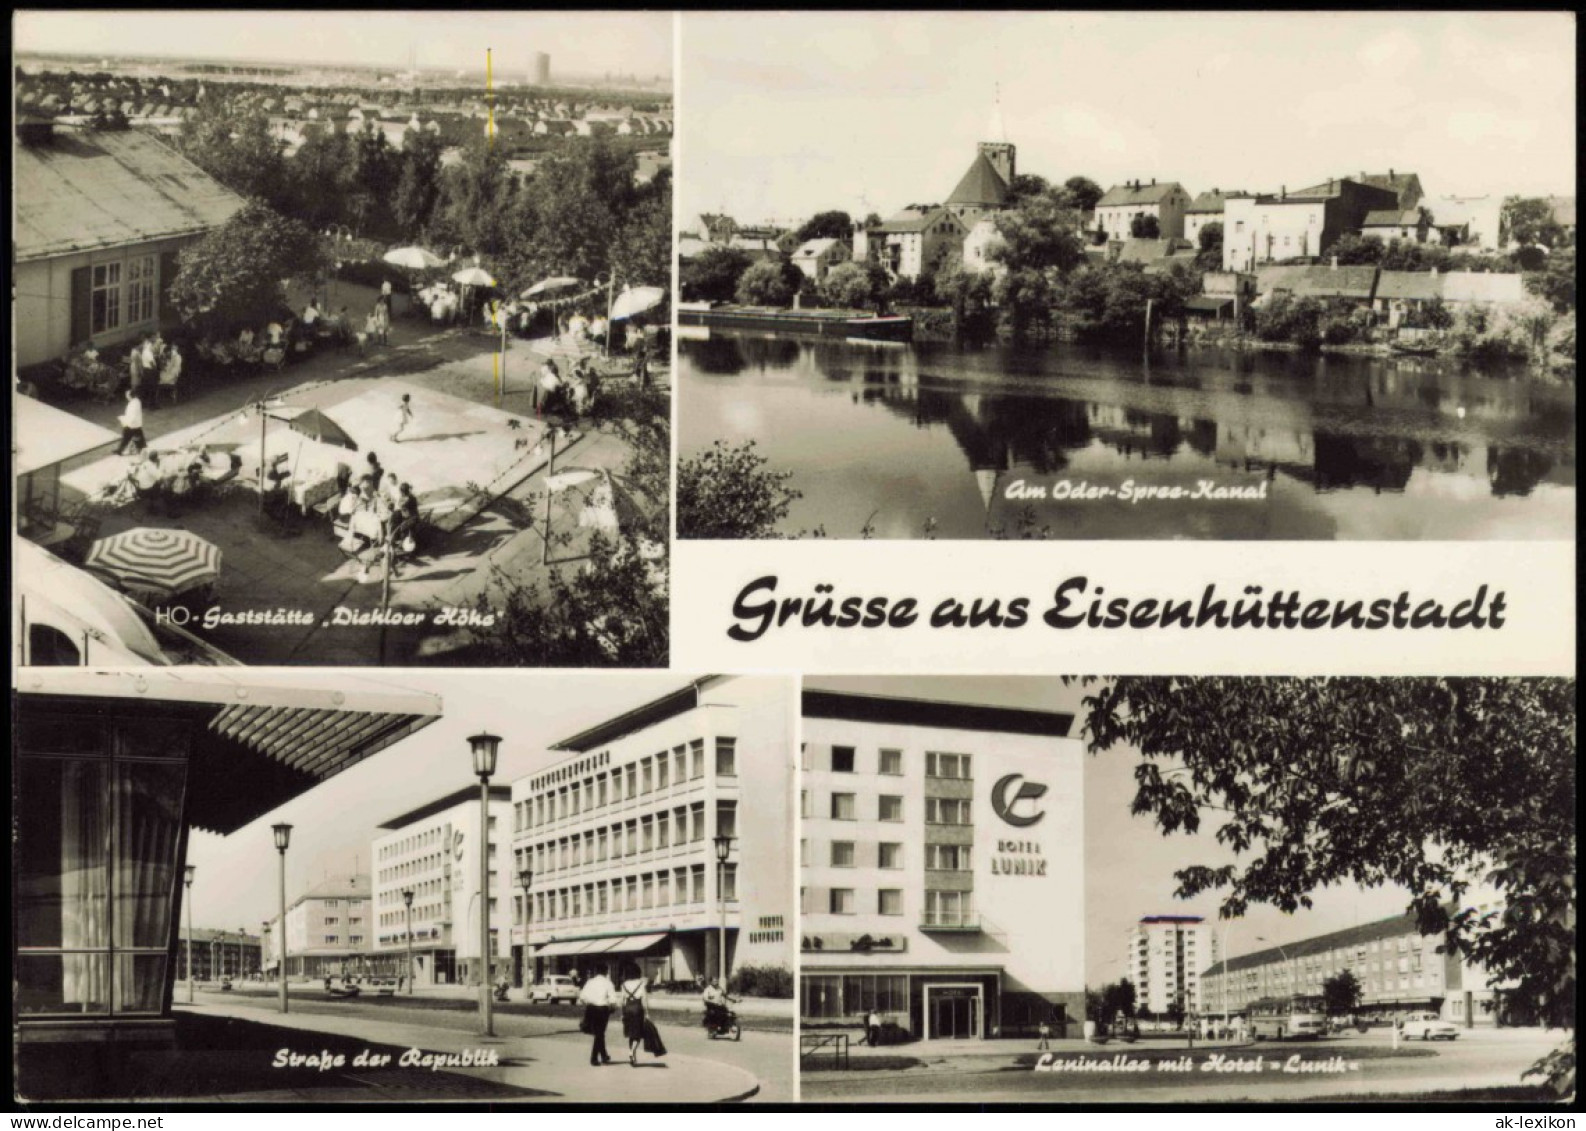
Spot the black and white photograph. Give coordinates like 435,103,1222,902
14,11,673,667
796,676,1574,1104
676,13,1575,541
13,669,795,1103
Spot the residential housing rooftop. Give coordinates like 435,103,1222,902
1098,180,1186,207
1202,909,1442,978
1362,209,1425,227
1186,189,1253,213
1256,263,1380,300
945,151,1011,209
876,206,959,234
793,237,844,260
15,124,245,262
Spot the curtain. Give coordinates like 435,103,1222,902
60,761,110,1009
116,762,184,1011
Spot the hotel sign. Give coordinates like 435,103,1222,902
802,932,907,954
991,773,1047,827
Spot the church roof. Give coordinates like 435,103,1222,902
946,151,1010,209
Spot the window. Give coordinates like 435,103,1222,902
16,715,190,1018
830,793,856,821
829,889,855,915
625,764,637,799
718,862,738,901
878,890,903,916
91,262,123,334
926,844,971,871
126,255,156,324
801,790,811,818
716,800,737,840
689,802,704,842
831,746,856,773
656,755,669,790
878,749,902,775
925,752,971,779
324,935,339,945
641,759,653,794
924,890,973,928
715,737,737,777
690,739,705,780
878,795,903,822
656,812,670,849
878,843,903,869
925,798,970,825
830,841,856,867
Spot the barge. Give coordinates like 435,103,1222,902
678,302,913,342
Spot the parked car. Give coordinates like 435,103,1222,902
529,975,580,1004
1400,1015,1460,1041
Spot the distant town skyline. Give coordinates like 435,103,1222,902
681,11,1575,225
15,10,673,82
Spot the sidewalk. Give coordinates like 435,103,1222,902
179,998,761,1103
837,1035,1253,1062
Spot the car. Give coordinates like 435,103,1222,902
529,975,580,1004
1400,1016,1460,1041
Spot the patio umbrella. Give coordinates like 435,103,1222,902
521,275,582,298
609,285,666,321
383,246,446,270
451,266,498,288
267,405,358,451
84,527,223,599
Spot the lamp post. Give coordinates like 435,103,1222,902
184,864,195,1003
519,867,533,994
469,731,501,1037
713,834,734,989
272,823,293,1013
262,920,270,983
403,889,415,995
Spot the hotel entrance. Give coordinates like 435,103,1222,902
924,984,984,1040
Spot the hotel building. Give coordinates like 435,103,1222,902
510,676,793,987
371,788,513,987
799,691,1085,1041
1201,899,1512,1027
1124,915,1220,1016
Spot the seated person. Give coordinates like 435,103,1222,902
265,321,285,346
302,301,320,328
238,326,256,347
133,452,163,495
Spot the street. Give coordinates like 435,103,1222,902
801,1027,1563,1103
184,987,793,1103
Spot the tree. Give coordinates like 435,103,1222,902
504,136,640,284
1526,246,1576,313
734,258,801,306
167,201,331,334
681,246,752,302
1061,176,1105,214
1008,173,1051,203
933,251,995,340
1325,233,1386,266
392,127,446,238
1102,979,1137,1022
677,440,802,539
987,188,1086,340
177,100,291,210
1076,677,1576,1087
1503,197,1566,249
1130,213,1161,239
1322,970,1363,1019
1197,221,1224,255
820,260,875,309
796,210,854,243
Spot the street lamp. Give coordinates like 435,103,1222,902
184,864,196,1003
272,822,293,1014
403,889,415,996
262,920,270,983
713,834,734,989
519,867,533,995
469,731,501,1037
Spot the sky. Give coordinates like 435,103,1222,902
14,10,673,81
805,676,1415,987
680,11,1576,224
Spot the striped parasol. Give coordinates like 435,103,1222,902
84,527,222,598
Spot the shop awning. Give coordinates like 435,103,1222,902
14,397,121,476
534,940,594,958
15,670,443,834
587,933,667,955
533,932,670,957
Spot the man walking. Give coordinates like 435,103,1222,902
1037,1018,1052,1050
391,393,413,443
115,387,146,455
864,1008,882,1047
578,963,616,1067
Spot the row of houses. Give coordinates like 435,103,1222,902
1187,262,1528,325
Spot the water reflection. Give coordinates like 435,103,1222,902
678,331,1575,540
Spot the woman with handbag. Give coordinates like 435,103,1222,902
618,961,664,1066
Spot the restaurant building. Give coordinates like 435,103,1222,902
12,668,440,1097
510,676,793,989
799,691,1085,1040
371,787,513,987
1201,899,1511,1027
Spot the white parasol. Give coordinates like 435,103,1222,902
383,246,446,270
609,285,667,321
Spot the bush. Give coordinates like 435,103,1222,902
727,963,793,999
336,259,412,293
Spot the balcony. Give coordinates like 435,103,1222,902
919,912,981,933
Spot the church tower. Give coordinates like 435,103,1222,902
979,86,1016,185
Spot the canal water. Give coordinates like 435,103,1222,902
677,331,1575,540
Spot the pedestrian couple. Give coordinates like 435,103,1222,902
578,961,666,1068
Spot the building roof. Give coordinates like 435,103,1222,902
298,874,371,904
378,786,513,830
945,150,1011,209
1359,171,1422,204
1362,209,1423,227
1186,190,1251,214
1117,237,1191,264
1203,909,1432,978
1139,915,1206,925
1375,271,1444,302
15,125,244,263
551,677,726,753
803,690,1074,738
1256,263,1379,300
1098,181,1185,207
876,206,961,235
14,395,121,475
17,670,442,834
793,237,842,261
728,235,780,254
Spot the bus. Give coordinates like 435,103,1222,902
1248,996,1327,1040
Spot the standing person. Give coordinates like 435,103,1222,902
618,961,649,1066
865,1008,882,1048
375,300,391,346
578,963,616,1067
115,387,146,455
1037,1018,1053,1051
391,393,413,443
363,308,380,352
128,339,146,399
632,331,650,388
379,278,393,315
365,451,384,491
